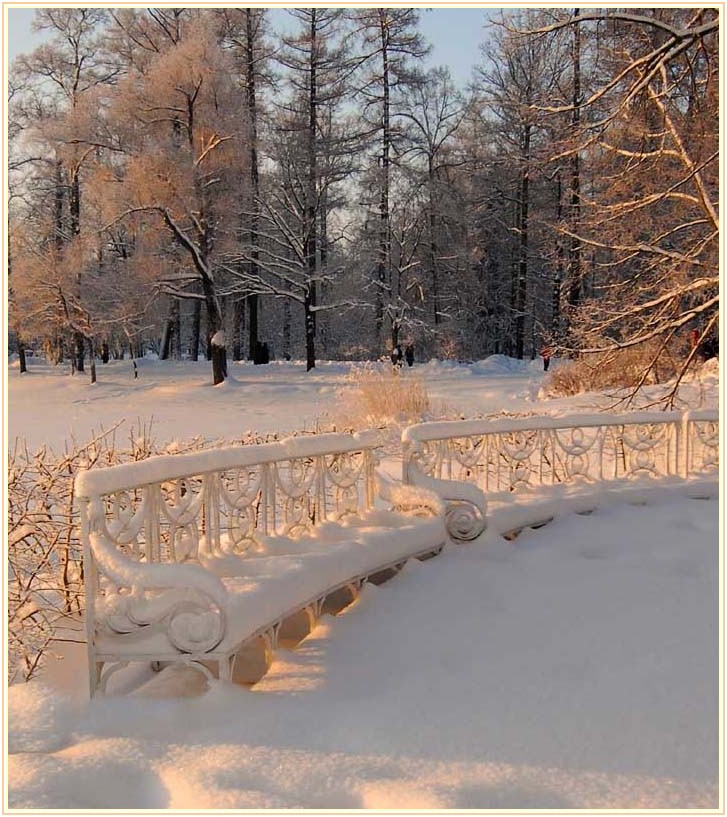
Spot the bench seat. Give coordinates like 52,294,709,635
77,432,471,696
95,516,446,663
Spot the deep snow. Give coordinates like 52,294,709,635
5,355,721,811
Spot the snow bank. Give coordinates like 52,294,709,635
471,354,540,375
8,487,718,809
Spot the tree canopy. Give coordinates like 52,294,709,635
8,8,718,394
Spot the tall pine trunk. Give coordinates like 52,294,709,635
376,13,391,353
245,10,262,359
305,11,318,371
567,9,582,309
514,125,530,360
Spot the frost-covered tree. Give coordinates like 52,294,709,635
236,9,359,370
398,67,469,351
216,8,274,361
533,9,719,395
474,10,571,360
350,8,430,354
107,19,248,384
9,9,123,378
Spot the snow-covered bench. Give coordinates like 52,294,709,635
75,431,485,697
402,409,719,538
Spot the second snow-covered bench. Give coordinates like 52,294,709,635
402,409,719,537
76,431,485,697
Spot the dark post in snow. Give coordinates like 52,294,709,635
210,330,228,385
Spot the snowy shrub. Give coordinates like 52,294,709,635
8,440,89,683
543,342,689,399
7,421,276,684
334,362,433,431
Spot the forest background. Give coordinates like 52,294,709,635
6,7,719,389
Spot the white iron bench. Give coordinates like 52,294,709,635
402,409,719,538
75,430,486,697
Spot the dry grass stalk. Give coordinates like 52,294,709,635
333,362,433,430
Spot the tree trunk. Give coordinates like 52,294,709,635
172,298,181,359
429,160,441,326
514,125,530,360
233,297,245,361
305,290,316,372
245,10,262,359
283,298,291,360
88,337,97,384
567,9,582,309
159,314,173,360
245,294,258,360
74,331,85,373
210,333,228,385
376,12,391,353
190,298,201,361
303,12,318,372
391,321,400,352
200,270,226,383
54,159,64,251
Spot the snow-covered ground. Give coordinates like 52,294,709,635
6,355,721,810
7,353,641,453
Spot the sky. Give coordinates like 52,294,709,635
5,5,492,87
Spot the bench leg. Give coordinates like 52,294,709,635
218,656,233,683
320,582,359,616
278,607,316,648
230,634,273,686
88,659,104,698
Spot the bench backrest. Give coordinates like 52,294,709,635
402,410,719,498
75,430,383,565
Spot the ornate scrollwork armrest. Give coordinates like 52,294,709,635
375,471,445,518
90,532,227,653
404,463,487,542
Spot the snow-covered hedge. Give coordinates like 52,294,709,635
7,423,275,683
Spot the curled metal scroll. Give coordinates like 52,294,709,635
445,500,486,542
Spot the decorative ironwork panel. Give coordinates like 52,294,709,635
686,416,719,475
404,410,717,499
210,465,267,555
85,443,382,564
619,421,674,479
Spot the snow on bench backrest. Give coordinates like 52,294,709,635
402,409,719,497
75,431,384,566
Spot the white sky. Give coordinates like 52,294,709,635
5,5,491,87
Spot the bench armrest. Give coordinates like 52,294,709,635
89,532,227,653
404,463,487,541
375,471,445,518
